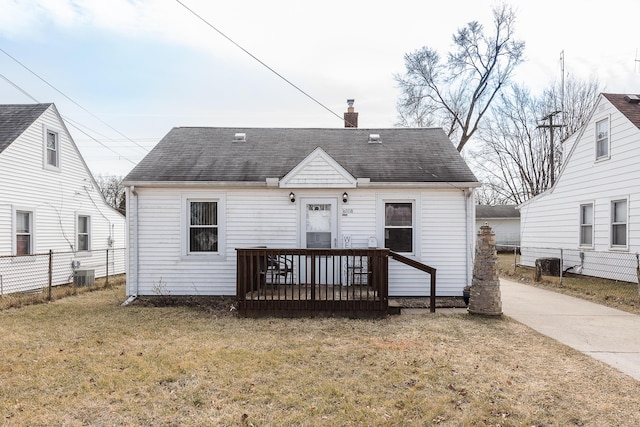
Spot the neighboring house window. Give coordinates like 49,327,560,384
189,201,218,253
384,202,413,252
16,211,33,255
611,199,627,247
46,130,60,167
595,118,609,159
77,215,90,251
579,203,593,247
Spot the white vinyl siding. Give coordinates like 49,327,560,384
520,94,640,275
129,187,472,297
0,104,125,288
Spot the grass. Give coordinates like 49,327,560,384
498,253,640,315
0,274,126,310
2,285,640,426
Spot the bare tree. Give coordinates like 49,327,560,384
471,77,602,204
541,75,601,141
395,3,525,152
95,174,126,215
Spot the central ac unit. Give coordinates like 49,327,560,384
73,269,95,286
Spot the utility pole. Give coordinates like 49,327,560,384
538,111,564,186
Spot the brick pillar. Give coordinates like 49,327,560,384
468,223,502,316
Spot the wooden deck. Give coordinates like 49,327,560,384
244,284,380,301
235,248,436,317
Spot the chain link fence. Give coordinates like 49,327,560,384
502,246,640,312
0,248,125,309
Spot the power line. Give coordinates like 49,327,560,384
0,72,138,165
0,46,149,154
174,0,353,127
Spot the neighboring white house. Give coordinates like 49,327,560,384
519,93,640,282
0,103,126,293
123,124,480,299
475,205,520,250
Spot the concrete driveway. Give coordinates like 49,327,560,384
500,277,640,381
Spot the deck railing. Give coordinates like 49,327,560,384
236,248,389,317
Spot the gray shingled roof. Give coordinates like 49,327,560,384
602,93,640,129
476,205,519,219
125,127,478,184
0,104,51,154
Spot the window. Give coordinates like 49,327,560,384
189,201,218,253
611,200,627,247
77,215,90,251
579,204,593,246
384,202,413,252
596,118,609,159
16,211,33,255
46,130,59,167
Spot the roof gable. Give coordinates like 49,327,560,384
280,147,357,188
0,104,51,154
124,127,478,185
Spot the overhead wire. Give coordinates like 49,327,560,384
0,46,149,154
174,0,355,127
0,72,137,165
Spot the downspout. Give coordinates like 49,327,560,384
464,188,474,287
121,185,138,306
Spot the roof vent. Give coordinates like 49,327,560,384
368,134,381,143
624,95,640,104
233,132,246,142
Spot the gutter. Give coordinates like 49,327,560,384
122,180,483,190
128,185,139,300
464,188,475,287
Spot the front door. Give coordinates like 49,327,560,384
302,198,338,249
300,198,339,285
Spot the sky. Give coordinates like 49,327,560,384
1,0,639,177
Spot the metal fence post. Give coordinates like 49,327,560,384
48,250,53,301
636,253,639,296
559,248,563,285
106,249,109,287
513,246,518,274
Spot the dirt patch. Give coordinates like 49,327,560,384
133,295,467,315
389,296,467,308
132,295,239,317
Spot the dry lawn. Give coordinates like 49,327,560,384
2,285,640,426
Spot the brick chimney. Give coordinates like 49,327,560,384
344,99,358,128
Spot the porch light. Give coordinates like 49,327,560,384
289,192,295,203
342,192,348,203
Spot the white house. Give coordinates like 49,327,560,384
519,93,640,282
475,204,520,250
123,122,480,305
0,103,126,293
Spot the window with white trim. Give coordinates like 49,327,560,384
77,215,90,251
611,199,627,247
579,203,593,247
595,118,609,159
188,200,218,253
16,210,33,255
46,130,60,168
384,202,413,252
